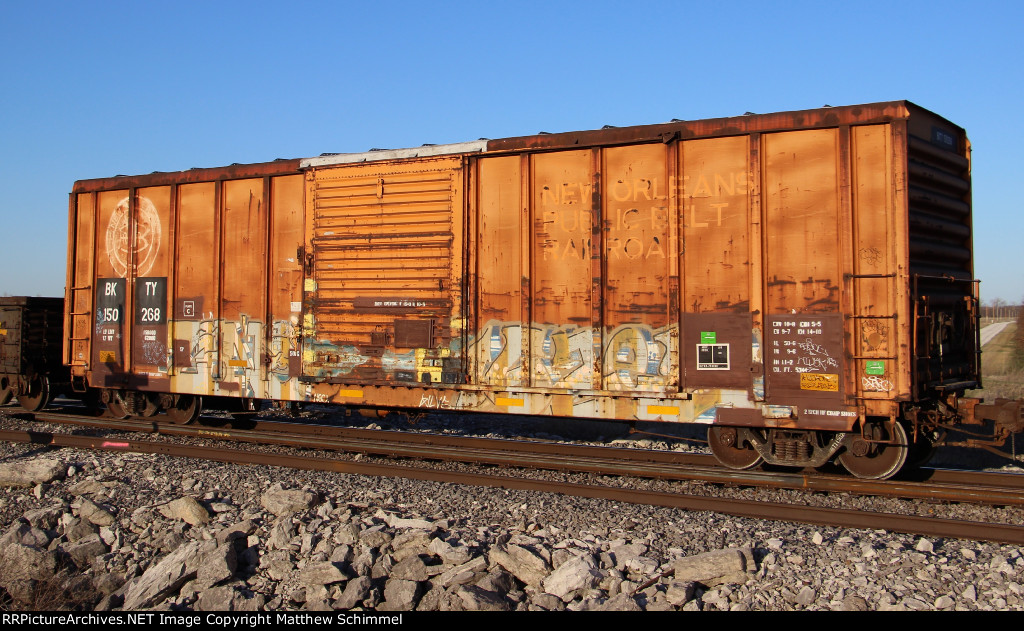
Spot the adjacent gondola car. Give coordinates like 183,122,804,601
61,101,1024,478
0,296,67,410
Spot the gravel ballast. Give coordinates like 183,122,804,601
1,410,1023,612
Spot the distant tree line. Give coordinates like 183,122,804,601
980,299,1022,320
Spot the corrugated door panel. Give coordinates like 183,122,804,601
530,150,596,390
602,144,674,392
762,129,845,408
475,155,525,387
679,135,753,391
221,178,267,398
851,125,900,400
306,157,464,384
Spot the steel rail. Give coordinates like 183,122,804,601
3,427,1024,545
19,410,1024,506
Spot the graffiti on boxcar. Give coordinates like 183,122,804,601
859,246,883,267
224,315,259,397
381,349,416,375
417,392,467,410
795,338,839,373
227,315,257,372
172,315,302,399
604,324,672,388
860,320,889,353
307,342,370,376
862,375,894,392
140,336,164,365
269,318,299,381
471,320,674,389
476,322,524,385
752,328,765,399
180,319,218,374
474,321,591,386
106,196,161,277
533,326,592,386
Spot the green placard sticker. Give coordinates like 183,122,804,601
865,360,885,376
701,331,717,344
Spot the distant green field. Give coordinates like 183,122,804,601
972,322,1023,400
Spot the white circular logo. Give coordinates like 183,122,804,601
106,196,161,277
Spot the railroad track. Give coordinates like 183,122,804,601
3,407,1024,544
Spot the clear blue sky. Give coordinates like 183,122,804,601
2,0,1021,303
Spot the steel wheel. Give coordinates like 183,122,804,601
166,394,201,425
17,375,50,412
838,421,909,480
708,426,764,470
103,390,130,419
138,394,160,417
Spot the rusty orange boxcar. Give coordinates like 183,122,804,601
62,101,1022,479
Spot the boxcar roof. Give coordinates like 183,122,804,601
73,100,958,192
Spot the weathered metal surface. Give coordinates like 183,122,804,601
64,101,978,434
67,172,306,400
71,160,303,194
300,141,487,168
302,156,465,386
486,102,913,153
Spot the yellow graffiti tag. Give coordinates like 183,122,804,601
799,373,839,392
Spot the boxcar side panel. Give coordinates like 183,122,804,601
679,135,755,404
474,155,526,388
173,182,218,393
762,129,850,428
267,175,305,399
92,189,130,387
529,150,598,391
130,185,172,387
220,178,267,398
602,143,675,393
